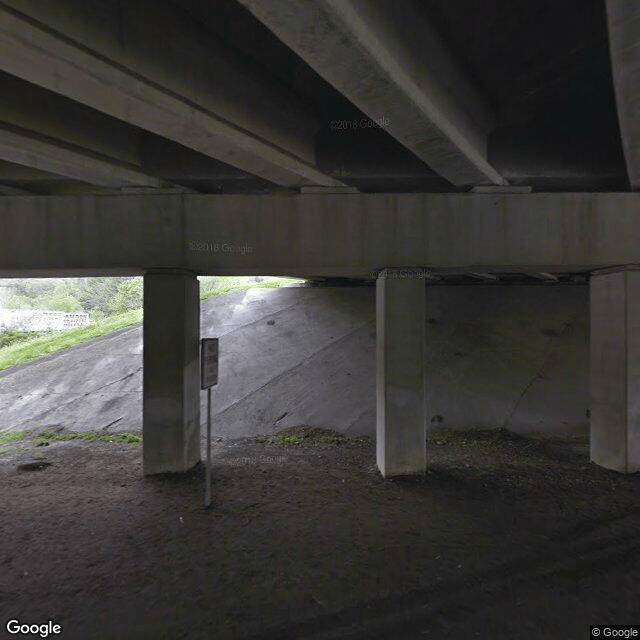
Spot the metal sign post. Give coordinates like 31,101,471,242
201,338,219,508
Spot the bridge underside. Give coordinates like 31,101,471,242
2,191,639,475
1,0,639,478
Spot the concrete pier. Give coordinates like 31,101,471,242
143,269,200,475
376,270,427,477
590,268,640,473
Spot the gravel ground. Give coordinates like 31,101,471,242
1,427,639,640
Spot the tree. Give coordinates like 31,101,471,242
76,278,119,315
108,278,143,314
0,276,144,318
34,281,82,312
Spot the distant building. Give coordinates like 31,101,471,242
0,309,90,332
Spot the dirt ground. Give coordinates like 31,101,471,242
1,427,639,640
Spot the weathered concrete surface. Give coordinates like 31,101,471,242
239,0,503,186
590,269,640,473
606,0,640,189
376,272,426,477
0,285,588,441
201,286,374,436
0,324,144,435
0,0,338,187
1,193,640,278
0,125,162,188
425,285,588,434
142,270,200,475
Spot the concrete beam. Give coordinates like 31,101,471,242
606,0,640,189
1,193,640,277
240,0,504,187
0,161,63,182
590,268,640,472
0,1,340,188
0,71,144,168
0,125,162,188
0,184,32,195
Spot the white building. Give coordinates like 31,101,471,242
0,308,90,332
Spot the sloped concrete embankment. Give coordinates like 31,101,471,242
0,285,588,438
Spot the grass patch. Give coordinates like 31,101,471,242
0,277,303,372
199,277,303,301
0,429,31,446
34,430,141,446
272,435,305,446
0,329,55,349
270,426,370,447
0,308,142,372
0,428,141,455
0,445,29,455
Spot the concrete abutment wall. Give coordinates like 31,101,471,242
202,284,590,440
0,283,592,473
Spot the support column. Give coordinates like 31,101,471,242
590,268,640,473
376,269,426,477
143,269,200,475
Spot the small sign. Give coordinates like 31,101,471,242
201,338,219,389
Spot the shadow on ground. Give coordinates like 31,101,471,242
1,427,638,640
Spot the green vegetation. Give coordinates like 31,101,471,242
0,445,28,455
272,435,305,446
5,279,82,312
0,309,143,372
0,276,303,372
108,278,143,315
199,276,301,300
0,429,30,446
34,429,141,446
3,277,136,319
270,427,370,447
0,428,141,454
0,329,54,348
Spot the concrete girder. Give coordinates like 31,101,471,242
239,0,505,188
0,161,68,182
606,0,640,190
0,71,144,168
0,183,32,195
0,125,162,188
1,192,640,278
0,2,342,188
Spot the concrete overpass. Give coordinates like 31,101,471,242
0,0,639,476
